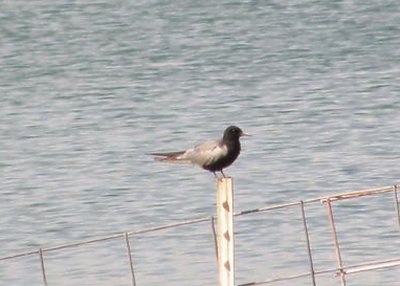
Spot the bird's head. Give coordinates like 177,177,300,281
223,126,250,141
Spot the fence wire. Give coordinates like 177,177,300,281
1,184,399,286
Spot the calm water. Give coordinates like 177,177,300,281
1,1,400,285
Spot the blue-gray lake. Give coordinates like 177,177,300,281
1,1,399,285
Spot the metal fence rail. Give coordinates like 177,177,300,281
1,184,399,286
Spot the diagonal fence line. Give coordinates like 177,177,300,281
0,184,399,286
237,267,338,286
1,185,397,261
344,258,400,275
236,257,400,286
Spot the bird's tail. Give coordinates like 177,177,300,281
149,151,191,163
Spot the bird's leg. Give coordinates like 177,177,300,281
220,170,226,178
213,171,217,178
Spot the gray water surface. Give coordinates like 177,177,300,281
1,1,400,285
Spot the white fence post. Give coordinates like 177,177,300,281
216,177,235,286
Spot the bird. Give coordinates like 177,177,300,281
150,126,249,177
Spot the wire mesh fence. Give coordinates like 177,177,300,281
1,184,399,286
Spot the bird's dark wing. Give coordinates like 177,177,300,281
150,140,228,167
184,140,228,167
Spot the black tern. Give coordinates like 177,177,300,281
150,126,249,177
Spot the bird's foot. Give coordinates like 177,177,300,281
213,170,229,179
